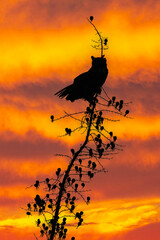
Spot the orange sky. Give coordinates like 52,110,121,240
0,0,160,239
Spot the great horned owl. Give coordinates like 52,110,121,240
55,56,108,102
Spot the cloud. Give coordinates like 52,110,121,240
0,228,36,240
1,0,160,29
0,198,159,238
110,222,160,240
0,0,110,29
91,163,160,199
0,0,160,86
106,74,160,115
1,74,160,115
0,169,33,187
0,130,67,160
75,136,160,200
0,80,55,102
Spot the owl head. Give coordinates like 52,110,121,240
91,56,107,68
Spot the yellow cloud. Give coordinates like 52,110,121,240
0,198,160,235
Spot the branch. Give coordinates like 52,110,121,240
49,98,97,240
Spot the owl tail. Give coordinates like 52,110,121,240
55,84,75,101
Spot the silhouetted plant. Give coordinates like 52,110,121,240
88,16,108,57
24,17,130,240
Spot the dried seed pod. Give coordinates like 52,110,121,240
50,115,54,122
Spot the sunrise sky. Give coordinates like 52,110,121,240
0,0,160,239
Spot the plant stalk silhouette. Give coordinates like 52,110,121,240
50,98,96,240
24,16,131,240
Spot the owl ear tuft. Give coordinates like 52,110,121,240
91,56,94,60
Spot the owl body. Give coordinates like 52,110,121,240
55,56,108,102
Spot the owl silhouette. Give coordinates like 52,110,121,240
55,56,108,102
